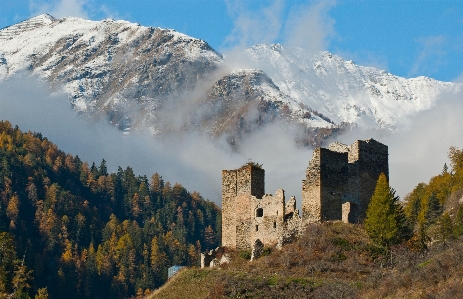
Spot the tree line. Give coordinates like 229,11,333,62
364,146,463,253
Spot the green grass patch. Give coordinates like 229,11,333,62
331,237,352,250
418,259,431,267
238,250,251,260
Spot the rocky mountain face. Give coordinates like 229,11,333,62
244,44,461,129
195,69,332,142
0,14,224,132
0,14,460,140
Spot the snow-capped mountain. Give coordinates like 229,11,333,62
0,14,460,139
0,14,224,128
244,44,461,129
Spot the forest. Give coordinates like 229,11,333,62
0,120,221,298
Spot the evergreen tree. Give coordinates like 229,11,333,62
424,193,442,224
442,163,448,175
438,212,454,247
98,159,108,177
0,121,221,298
365,173,407,247
454,206,463,236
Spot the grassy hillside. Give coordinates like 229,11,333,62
150,221,463,298
149,145,463,299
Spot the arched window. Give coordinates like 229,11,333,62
273,221,276,229
256,208,263,218
255,225,259,231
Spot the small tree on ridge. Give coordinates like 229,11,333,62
365,173,407,247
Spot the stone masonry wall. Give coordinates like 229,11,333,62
236,165,265,198
235,194,252,249
221,138,388,250
251,189,285,246
302,148,322,222
222,164,265,250
222,170,237,248
350,139,388,221
319,149,348,221
327,139,388,222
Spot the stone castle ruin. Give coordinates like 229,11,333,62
222,138,388,250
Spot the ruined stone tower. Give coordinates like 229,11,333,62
221,138,388,250
301,148,349,222
222,163,300,250
222,163,265,250
302,138,388,223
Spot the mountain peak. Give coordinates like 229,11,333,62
0,13,55,39
16,13,56,27
35,13,56,21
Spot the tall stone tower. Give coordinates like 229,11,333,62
302,138,388,223
222,163,264,249
347,139,388,221
301,148,349,222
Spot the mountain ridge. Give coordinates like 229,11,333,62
244,44,460,129
0,14,461,140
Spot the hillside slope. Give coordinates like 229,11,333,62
150,222,463,299
0,120,221,298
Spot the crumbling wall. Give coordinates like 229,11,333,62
302,148,348,222
222,164,265,250
251,189,285,247
235,194,253,250
302,148,322,222
319,149,348,221
221,138,388,250
236,165,265,198
285,196,297,219
349,139,388,221
222,170,237,248
329,139,391,222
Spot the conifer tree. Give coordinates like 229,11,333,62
365,173,406,247
438,212,454,247
454,206,463,236
424,193,442,223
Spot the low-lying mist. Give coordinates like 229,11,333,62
0,74,310,204
0,74,462,208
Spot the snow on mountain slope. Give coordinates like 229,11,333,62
1,15,461,138
196,69,332,137
0,14,335,135
0,14,223,121
244,44,461,129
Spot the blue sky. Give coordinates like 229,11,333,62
2,0,463,82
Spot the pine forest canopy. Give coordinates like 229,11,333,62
0,120,221,298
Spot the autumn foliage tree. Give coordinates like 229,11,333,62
0,121,221,299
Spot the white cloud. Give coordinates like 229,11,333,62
223,0,337,59
99,4,121,20
2,71,463,208
408,35,446,78
29,0,89,19
283,0,336,54
0,74,312,205
335,86,463,199
452,71,463,83
28,0,120,20
224,0,284,49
